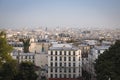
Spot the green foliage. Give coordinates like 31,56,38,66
0,31,17,80
0,31,6,38
0,32,37,80
95,40,120,80
20,39,30,53
0,31,13,65
0,60,17,80
15,62,37,80
0,37,13,65
82,69,91,80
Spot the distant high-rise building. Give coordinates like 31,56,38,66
45,27,47,31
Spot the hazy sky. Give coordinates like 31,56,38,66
0,0,120,29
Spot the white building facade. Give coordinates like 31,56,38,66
48,44,82,79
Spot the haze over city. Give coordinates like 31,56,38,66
0,1,120,80
0,0,120,29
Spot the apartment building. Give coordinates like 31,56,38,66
48,43,82,79
8,41,23,51
11,52,35,63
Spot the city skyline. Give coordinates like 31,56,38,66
0,0,120,29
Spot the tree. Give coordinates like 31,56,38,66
19,39,30,53
0,31,13,65
15,62,37,80
95,40,120,80
0,31,18,80
0,38,13,64
0,31,37,80
0,60,17,80
82,69,91,80
0,31,6,38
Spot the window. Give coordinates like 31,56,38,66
69,51,71,55
69,68,71,72
55,74,57,78
51,68,53,72
98,50,100,53
60,68,62,72
69,57,71,61
64,51,66,55
60,74,62,78
60,57,62,61
73,51,75,55
15,44,17,47
51,74,53,78
51,62,53,67
51,57,53,61
60,51,62,55
64,63,66,66
55,51,57,55
60,63,62,67
69,63,71,66
73,74,75,78
73,57,75,61
73,68,75,73
69,74,71,78
51,51,53,55
55,68,57,72
79,57,80,61
55,62,57,66
33,56,35,59
25,56,27,59
16,56,19,59
64,74,66,78
73,63,75,67
64,57,66,61
55,57,57,60
64,68,66,72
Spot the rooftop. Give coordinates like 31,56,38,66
94,45,110,50
12,52,35,56
49,43,78,50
